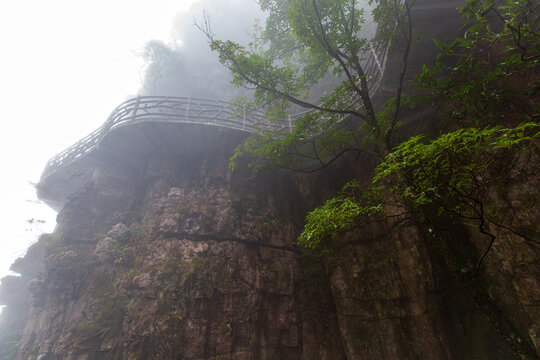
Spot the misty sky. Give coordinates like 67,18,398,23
0,0,264,302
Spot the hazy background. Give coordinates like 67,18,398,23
0,0,261,312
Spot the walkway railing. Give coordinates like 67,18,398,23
41,43,388,181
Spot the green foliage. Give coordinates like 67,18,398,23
373,122,539,206
109,240,135,266
299,123,539,248
106,226,151,266
297,0,540,249
75,292,129,344
417,0,540,125
229,109,359,172
208,2,540,357
298,180,381,248
201,0,411,170
214,0,369,98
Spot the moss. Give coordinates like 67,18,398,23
181,254,230,300
74,292,129,345
44,249,98,283
44,234,63,253
254,218,280,232
109,240,135,266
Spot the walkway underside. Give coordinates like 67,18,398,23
37,122,248,211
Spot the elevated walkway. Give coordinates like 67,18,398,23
37,1,464,211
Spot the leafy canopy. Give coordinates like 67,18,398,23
417,0,540,125
199,0,413,173
204,3,540,357
299,122,540,248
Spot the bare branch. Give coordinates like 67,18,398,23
277,147,363,173
195,13,367,120
385,0,415,148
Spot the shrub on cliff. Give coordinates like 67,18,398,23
202,0,540,358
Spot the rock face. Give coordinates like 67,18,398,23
1,125,538,359
0,237,47,360
3,127,346,360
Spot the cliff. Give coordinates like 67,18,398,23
1,125,346,359
1,119,538,359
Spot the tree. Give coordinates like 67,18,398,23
138,40,184,95
198,0,414,172
201,0,540,358
418,0,540,127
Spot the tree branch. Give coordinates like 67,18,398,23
310,0,382,149
196,15,367,120
385,0,415,148
277,147,363,173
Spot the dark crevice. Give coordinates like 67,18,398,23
166,232,303,254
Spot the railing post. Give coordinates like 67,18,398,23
131,96,141,123
288,115,292,132
243,106,246,129
370,43,383,74
185,96,191,121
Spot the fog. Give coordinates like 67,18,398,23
0,0,262,310
0,0,378,309
138,0,261,98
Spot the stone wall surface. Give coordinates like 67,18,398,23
0,126,538,360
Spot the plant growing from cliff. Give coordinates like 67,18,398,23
417,0,540,125
203,0,540,358
75,291,129,344
44,248,98,283
199,0,415,171
300,122,540,250
299,122,540,358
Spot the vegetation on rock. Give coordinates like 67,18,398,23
199,0,414,174
204,0,540,358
